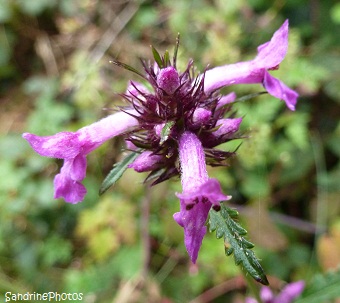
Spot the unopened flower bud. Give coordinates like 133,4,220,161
192,108,212,127
157,67,180,95
128,151,163,172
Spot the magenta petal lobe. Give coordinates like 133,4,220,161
70,154,87,181
53,171,87,204
275,281,305,303
173,198,211,263
23,132,81,159
263,70,298,110
255,19,289,68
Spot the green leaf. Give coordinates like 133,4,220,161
235,91,268,103
160,121,175,145
173,33,180,68
163,50,170,67
295,269,340,303
109,60,146,79
209,203,269,285
99,151,140,195
151,45,163,69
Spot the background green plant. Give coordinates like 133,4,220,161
0,0,339,302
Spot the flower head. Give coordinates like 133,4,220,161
23,20,297,262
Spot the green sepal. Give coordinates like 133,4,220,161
209,203,269,285
160,121,175,145
109,60,146,79
163,50,170,67
173,33,180,68
235,91,267,103
151,45,164,69
99,151,140,195
144,168,165,184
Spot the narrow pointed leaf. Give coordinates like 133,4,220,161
173,33,180,68
235,91,267,103
151,45,163,69
110,60,146,79
144,168,165,184
99,151,140,195
160,120,175,145
209,204,269,285
150,166,178,186
163,50,170,67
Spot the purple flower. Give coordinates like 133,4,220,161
128,150,164,172
23,20,297,262
203,117,243,148
173,131,231,263
204,20,298,110
246,281,305,303
157,66,180,95
23,111,138,203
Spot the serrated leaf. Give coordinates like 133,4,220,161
209,204,269,285
216,228,224,239
225,247,234,256
99,151,140,195
295,269,340,303
160,121,175,145
227,208,239,217
242,238,255,249
151,45,163,69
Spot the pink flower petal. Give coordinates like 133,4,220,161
23,111,139,203
255,20,289,68
274,281,305,303
128,151,163,172
203,20,298,111
22,132,81,159
263,70,298,111
174,132,231,263
53,160,87,204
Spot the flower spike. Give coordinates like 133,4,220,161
23,20,296,272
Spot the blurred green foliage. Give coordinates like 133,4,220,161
0,0,340,302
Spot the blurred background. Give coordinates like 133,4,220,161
0,0,339,302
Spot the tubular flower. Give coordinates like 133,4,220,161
23,112,138,203
174,131,231,263
204,20,298,110
23,20,297,262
